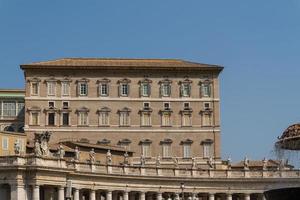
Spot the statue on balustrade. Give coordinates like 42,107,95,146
58,144,65,159
262,157,267,170
89,148,96,163
106,150,112,165
140,155,146,166
207,157,213,169
34,131,51,157
74,146,80,161
124,151,129,165
244,156,250,170
14,141,20,155
227,156,232,169
192,157,197,169
156,155,161,167
173,157,179,168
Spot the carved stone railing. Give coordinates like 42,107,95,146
0,155,299,179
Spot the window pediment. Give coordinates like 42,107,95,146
44,76,57,82
118,138,132,145
178,78,192,84
27,106,41,112
27,77,41,83
139,78,152,84
201,139,214,145
76,107,90,113
76,78,90,83
181,138,193,145
139,139,152,144
117,78,131,84
60,76,72,83
97,78,111,84
159,78,172,84
160,138,173,144
97,107,111,113
118,107,131,113
199,79,213,85
97,138,111,145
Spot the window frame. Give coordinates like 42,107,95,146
2,137,8,151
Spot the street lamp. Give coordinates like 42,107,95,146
180,182,185,200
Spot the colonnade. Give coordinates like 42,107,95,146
8,184,266,200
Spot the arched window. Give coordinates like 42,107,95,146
4,126,14,132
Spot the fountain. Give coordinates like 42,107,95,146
264,123,300,200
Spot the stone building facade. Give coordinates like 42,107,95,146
21,58,223,164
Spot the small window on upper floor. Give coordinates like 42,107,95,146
48,101,55,108
159,78,172,97
100,83,109,96
2,137,8,150
79,83,88,96
62,101,69,108
143,102,150,109
120,83,129,96
163,102,170,110
200,80,212,98
183,102,190,110
61,82,70,96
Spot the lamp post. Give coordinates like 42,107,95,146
180,182,185,200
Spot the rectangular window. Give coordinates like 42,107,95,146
203,143,212,158
161,84,171,97
47,82,56,96
17,102,25,115
120,84,129,96
182,114,192,126
181,84,191,97
202,83,211,97
141,113,151,126
31,83,39,95
79,83,88,96
3,101,16,117
120,112,130,126
99,112,109,126
31,113,39,125
142,143,151,157
162,144,171,158
2,137,8,150
143,102,150,109
183,102,190,109
183,144,191,158
48,101,55,108
62,113,69,126
62,101,69,108
204,102,211,110
163,102,170,110
141,83,150,97
79,112,88,126
203,114,212,126
48,113,55,126
61,82,70,96
100,83,109,96
162,113,171,126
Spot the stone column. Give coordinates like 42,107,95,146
58,186,65,200
208,193,215,200
123,191,129,200
11,184,25,200
175,193,180,200
156,192,162,200
226,193,232,200
74,188,80,200
107,191,113,200
244,194,250,200
90,190,96,200
140,192,146,200
32,185,40,200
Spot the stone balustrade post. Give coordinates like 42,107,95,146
175,193,180,200
32,185,40,200
209,170,214,178
107,165,112,174
140,167,146,175
157,167,162,176
226,170,232,178
74,188,80,200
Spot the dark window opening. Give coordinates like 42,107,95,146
48,113,55,126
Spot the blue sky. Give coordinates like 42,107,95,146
1,0,300,164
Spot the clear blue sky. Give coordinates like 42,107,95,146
1,0,300,164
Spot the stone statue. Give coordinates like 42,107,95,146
34,132,52,157
227,156,232,169
278,159,285,170
106,150,112,165
89,148,95,163
173,157,179,168
192,157,197,169
124,151,129,165
140,155,146,166
14,141,20,155
262,157,267,170
207,157,213,169
34,139,42,156
74,146,80,161
244,156,250,170
156,155,161,167
58,144,65,159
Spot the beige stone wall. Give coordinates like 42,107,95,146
24,68,222,159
